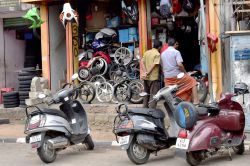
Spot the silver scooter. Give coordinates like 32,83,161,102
113,85,182,164
24,74,94,163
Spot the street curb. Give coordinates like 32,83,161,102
0,118,10,125
1,138,250,151
0,137,113,147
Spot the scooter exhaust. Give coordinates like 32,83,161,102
47,136,69,149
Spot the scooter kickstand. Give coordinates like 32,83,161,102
154,151,158,156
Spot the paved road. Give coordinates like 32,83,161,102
0,143,249,166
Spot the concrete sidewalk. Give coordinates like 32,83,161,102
0,120,117,144
1,103,250,152
0,103,125,144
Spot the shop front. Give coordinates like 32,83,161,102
21,0,223,101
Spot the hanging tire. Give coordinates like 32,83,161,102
95,82,114,103
129,80,144,104
18,71,37,77
84,134,94,150
126,138,150,165
4,103,19,108
109,64,127,83
90,58,108,76
114,47,133,66
78,66,91,81
127,61,140,80
233,141,245,155
18,88,30,92
22,67,35,71
3,96,19,101
18,75,34,81
19,80,32,85
2,91,18,97
113,82,132,102
3,100,19,105
19,91,29,96
3,98,19,102
19,96,29,100
19,100,26,105
37,136,57,163
19,84,31,88
79,82,96,104
186,151,203,166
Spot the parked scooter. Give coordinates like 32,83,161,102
174,82,248,166
24,74,94,163
113,85,182,164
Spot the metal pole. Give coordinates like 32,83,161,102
200,0,215,102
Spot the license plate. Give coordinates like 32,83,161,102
119,135,130,145
30,134,42,144
176,138,190,150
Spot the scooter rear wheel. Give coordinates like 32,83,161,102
37,136,57,163
126,139,150,165
186,151,203,166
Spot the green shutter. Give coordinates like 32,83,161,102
3,17,31,29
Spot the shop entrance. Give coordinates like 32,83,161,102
150,0,200,72
68,0,143,103
1,18,42,90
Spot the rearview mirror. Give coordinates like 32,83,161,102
38,93,46,99
71,73,78,81
139,92,148,97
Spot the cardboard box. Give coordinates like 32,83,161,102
118,29,129,42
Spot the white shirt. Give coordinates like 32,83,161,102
161,46,183,78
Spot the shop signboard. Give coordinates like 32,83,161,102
0,0,20,12
230,34,250,132
230,35,250,92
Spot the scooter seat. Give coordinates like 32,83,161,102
128,108,165,119
196,107,208,116
31,108,67,119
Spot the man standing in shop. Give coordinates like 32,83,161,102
161,38,199,104
141,40,162,108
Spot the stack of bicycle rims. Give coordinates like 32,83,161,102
18,67,39,107
2,91,19,108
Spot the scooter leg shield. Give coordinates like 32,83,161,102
188,123,221,151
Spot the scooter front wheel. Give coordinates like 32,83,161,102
186,151,203,166
84,134,94,150
37,136,57,163
126,139,150,165
233,141,245,155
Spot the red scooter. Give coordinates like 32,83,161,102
174,82,248,166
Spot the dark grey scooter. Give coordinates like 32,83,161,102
113,85,182,164
24,74,94,163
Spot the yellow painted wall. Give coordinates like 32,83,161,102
208,0,222,100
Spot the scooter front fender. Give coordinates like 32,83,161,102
188,123,222,151
120,134,135,150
